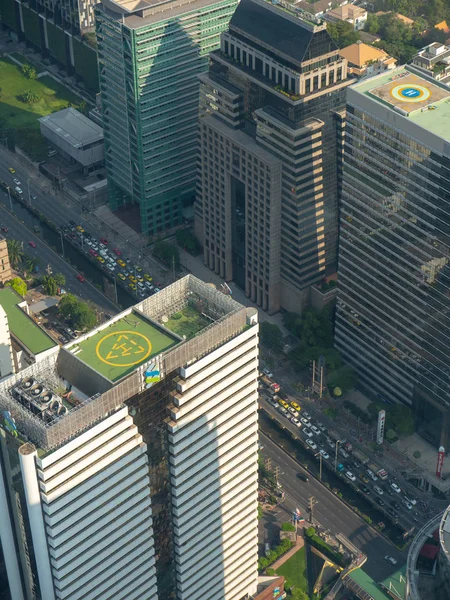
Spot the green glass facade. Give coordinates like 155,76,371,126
96,0,238,235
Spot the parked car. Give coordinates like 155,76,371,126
288,407,299,417
89,249,98,257
1,227,8,232
100,237,108,245
385,556,397,565
317,422,326,432
262,367,273,378
306,439,317,451
113,248,122,256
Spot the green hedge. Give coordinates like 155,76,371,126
1,0,18,31
258,538,294,571
304,529,346,567
73,38,99,93
22,6,42,49
47,22,68,67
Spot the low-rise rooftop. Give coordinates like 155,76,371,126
350,67,450,141
39,108,103,149
0,287,56,355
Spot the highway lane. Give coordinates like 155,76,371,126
260,432,406,581
0,188,118,314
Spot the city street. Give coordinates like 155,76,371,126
260,433,406,581
0,188,118,314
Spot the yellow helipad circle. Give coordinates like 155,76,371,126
391,84,430,103
96,330,152,367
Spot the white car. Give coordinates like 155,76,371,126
13,178,21,185
279,407,289,417
306,439,317,450
374,485,384,496
262,367,273,378
310,425,321,436
390,482,401,494
288,407,299,418
345,471,356,482
385,556,397,565
402,499,413,510
319,449,330,460
317,422,326,432
300,417,310,426
302,412,311,420
303,428,313,438
404,495,417,506
291,417,301,428
366,469,378,482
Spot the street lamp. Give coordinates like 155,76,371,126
27,178,31,207
59,230,65,259
334,440,340,472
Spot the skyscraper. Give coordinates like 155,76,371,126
335,66,450,448
0,276,259,600
96,0,239,235
195,0,352,314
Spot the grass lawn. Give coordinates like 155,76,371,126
0,58,83,160
276,546,309,592
74,311,178,381
166,304,212,340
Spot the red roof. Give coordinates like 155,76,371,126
420,544,439,560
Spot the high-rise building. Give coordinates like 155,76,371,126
0,276,259,600
195,0,352,314
95,0,239,235
335,66,450,448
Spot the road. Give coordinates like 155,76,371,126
260,432,405,581
0,188,118,314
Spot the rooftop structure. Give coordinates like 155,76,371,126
350,67,450,140
325,4,367,30
375,11,414,26
0,275,247,450
339,41,396,77
411,43,450,85
0,288,56,357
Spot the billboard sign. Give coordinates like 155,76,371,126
436,446,445,478
376,410,386,445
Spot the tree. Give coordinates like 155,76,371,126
59,294,78,319
175,229,202,256
78,100,88,116
53,273,66,287
6,277,27,297
328,365,358,393
59,294,97,331
327,20,360,48
43,275,58,296
7,239,24,267
281,522,296,532
21,64,37,80
153,241,180,270
365,13,380,34
259,322,283,352
24,255,39,277
290,590,309,600
305,527,316,538
18,90,40,104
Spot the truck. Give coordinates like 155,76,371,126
336,463,345,472
368,462,381,475
261,375,273,388
377,469,388,481
328,430,346,444
353,449,370,465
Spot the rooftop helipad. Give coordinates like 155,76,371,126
74,310,179,381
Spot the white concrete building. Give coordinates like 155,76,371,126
0,276,259,600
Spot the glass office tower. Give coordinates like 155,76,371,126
96,0,238,235
335,67,450,448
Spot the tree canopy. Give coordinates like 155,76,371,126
59,294,97,331
153,241,180,271
6,277,27,297
259,321,283,352
367,401,414,437
327,21,360,48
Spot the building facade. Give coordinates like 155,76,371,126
195,0,352,313
95,0,238,235
335,67,450,448
0,275,259,600
0,235,12,285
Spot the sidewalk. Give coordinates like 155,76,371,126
270,536,304,571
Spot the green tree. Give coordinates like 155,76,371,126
43,275,58,296
290,589,309,600
327,20,360,48
7,239,24,267
305,527,316,538
24,255,39,277
175,229,202,256
78,100,88,115
21,64,37,80
281,522,296,532
365,13,380,34
18,90,40,104
6,277,27,297
53,273,66,287
259,321,283,352
59,294,78,319
328,364,358,393
59,294,97,330
153,241,180,270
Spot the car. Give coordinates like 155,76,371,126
31,195,37,202
385,556,398,566
353,460,361,469
291,401,301,412
359,474,370,484
366,469,378,482
13,178,21,185
301,417,310,426
391,501,400,510
302,412,311,420
144,273,152,282
118,272,126,281
100,237,108,245
58,336,68,344
297,472,309,482
135,266,143,273
387,508,399,519
28,241,36,248
306,439,317,451
15,187,23,195
278,399,289,409
375,497,385,507
117,259,126,267
76,225,84,232
136,275,144,282
262,367,273,378
317,422,326,432
1,227,8,232
279,407,289,417
374,485,384,496
358,484,371,495
288,407,299,418
404,495,417,506
76,274,85,282
310,425,321,436
269,398,278,408
97,256,105,264
129,283,137,291
113,248,122,256
402,499,413,510
8,167,15,174
89,249,98,257
319,449,329,460
153,287,161,293
129,275,137,283
390,483,401,494
291,417,301,428
345,471,356,482
303,428,313,438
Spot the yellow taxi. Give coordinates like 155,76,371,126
97,255,105,264
144,273,152,282
135,266,143,273
76,225,84,232
8,167,16,174
128,283,137,291
136,275,144,282
291,401,301,412
117,259,126,267
278,399,289,409
129,275,137,283
117,272,126,281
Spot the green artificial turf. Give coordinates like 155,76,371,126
165,304,212,340
0,287,56,355
74,311,178,381
276,546,308,592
